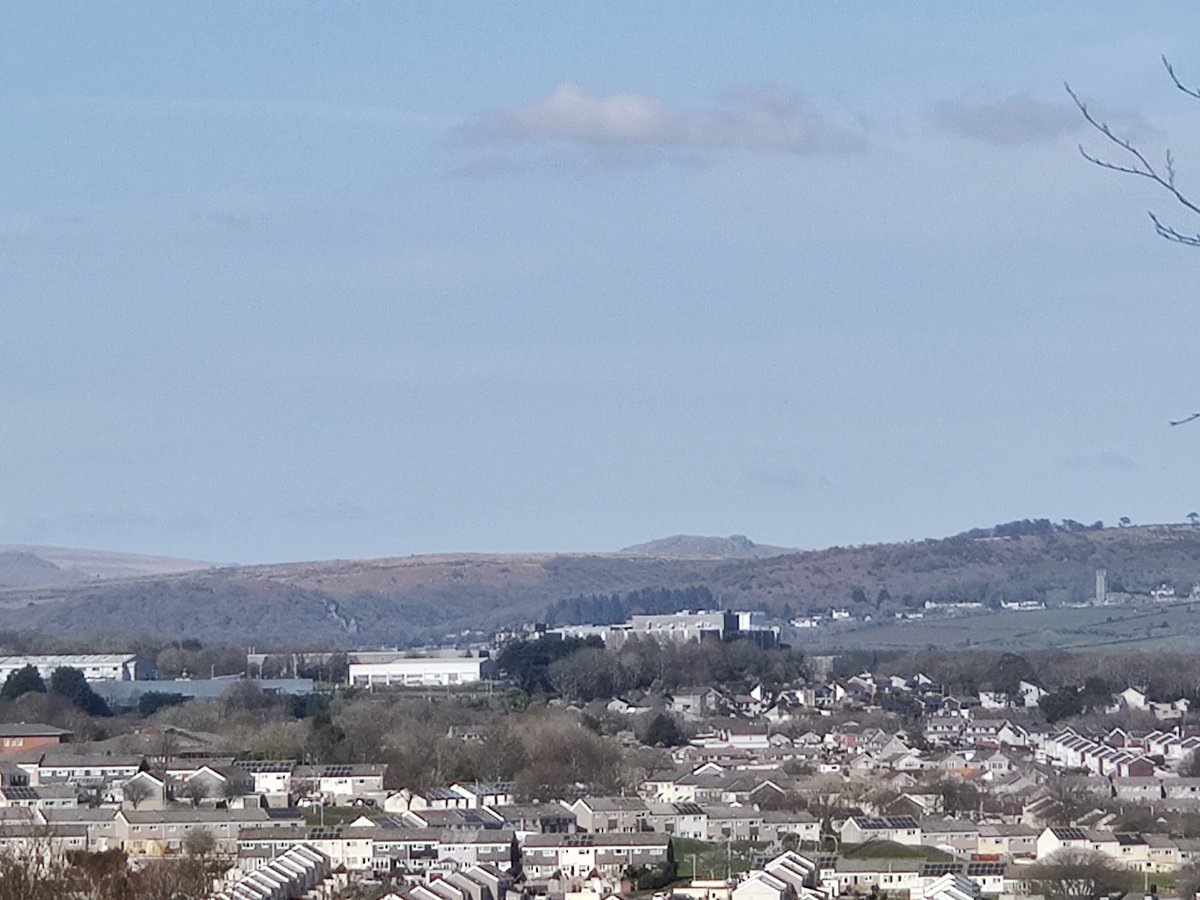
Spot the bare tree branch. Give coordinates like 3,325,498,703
1067,64,1200,247
1070,60,1200,426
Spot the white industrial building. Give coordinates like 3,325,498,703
348,655,498,688
0,654,154,684
549,611,779,648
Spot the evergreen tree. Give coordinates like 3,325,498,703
1,664,46,701
49,667,111,716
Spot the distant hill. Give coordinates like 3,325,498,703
6,523,1200,649
620,534,798,559
0,545,213,589
0,551,82,589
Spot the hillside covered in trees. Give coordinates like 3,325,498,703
3,522,1200,647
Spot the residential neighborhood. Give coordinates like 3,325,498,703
5,645,1200,899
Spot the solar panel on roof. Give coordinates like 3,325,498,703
1052,827,1086,840
236,760,296,772
921,863,962,877
967,863,1006,876
2,787,37,801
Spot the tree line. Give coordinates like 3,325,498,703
497,634,808,702
544,586,716,626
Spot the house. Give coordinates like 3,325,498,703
734,851,823,900
35,806,122,851
702,805,763,842
213,844,334,900
490,803,576,835
400,807,505,832
692,720,770,751
839,816,922,847
176,764,254,806
1035,826,1093,859
570,797,649,834
913,872,981,900
0,822,89,856
117,807,303,856
118,770,168,810
759,809,820,845
521,832,671,881
292,763,386,803
645,801,708,840
30,753,146,788
976,823,1037,859
918,817,979,854
0,784,77,810
828,857,924,895
234,759,296,799
0,724,71,755
1111,687,1150,712
448,782,513,809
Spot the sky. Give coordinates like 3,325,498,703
4,4,1200,564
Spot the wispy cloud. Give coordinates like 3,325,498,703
465,83,865,162
75,95,447,131
1064,451,1137,471
929,93,1080,146
744,465,817,492
285,501,373,526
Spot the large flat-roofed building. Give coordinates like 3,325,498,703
620,611,779,648
0,654,154,684
348,654,498,688
550,611,780,648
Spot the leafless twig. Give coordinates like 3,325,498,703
1067,58,1200,247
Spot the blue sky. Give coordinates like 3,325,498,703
4,4,1200,563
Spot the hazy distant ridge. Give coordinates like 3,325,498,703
0,545,213,589
6,524,1200,649
620,534,798,559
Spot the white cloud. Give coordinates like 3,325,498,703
929,93,1080,146
467,83,865,160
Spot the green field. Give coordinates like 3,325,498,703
671,839,769,880
801,599,1200,653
